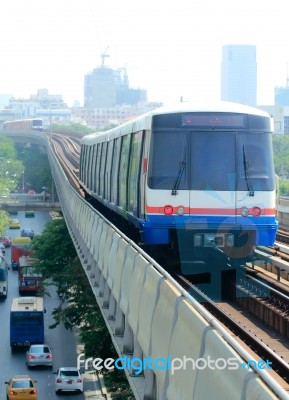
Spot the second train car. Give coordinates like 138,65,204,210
79,101,278,272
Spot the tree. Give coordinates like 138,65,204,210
31,219,117,356
31,218,134,396
52,123,95,135
0,211,10,237
0,138,24,194
273,134,289,177
31,218,77,285
15,143,52,192
278,179,289,196
0,138,24,236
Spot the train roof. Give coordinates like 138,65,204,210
3,118,42,123
80,101,271,145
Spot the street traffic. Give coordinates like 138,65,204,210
0,211,101,399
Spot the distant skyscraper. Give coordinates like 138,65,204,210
221,45,257,106
275,85,289,106
84,66,116,108
84,65,147,108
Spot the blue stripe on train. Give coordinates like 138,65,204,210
140,214,278,245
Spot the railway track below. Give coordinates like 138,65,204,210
174,273,289,389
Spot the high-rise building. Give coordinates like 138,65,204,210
275,85,289,106
221,45,257,106
84,65,147,108
84,66,116,108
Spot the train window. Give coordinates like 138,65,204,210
87,146,92,188
237,132,275,191
79,148,83,181
85,146,90,186
95,144,102,194
91,144,98,193
111,138,122,205
148,130,188,189
118,135,132,209
105,141,114,201
128,131,144,216
99,142,108,198
79,147,83,181
81,146,88,185
85,146,90,187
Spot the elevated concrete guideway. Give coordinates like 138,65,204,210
0,129,288,400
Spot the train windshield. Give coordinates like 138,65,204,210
148,130,275,191
32,119,43,127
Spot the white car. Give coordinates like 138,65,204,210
26,344,53,368
54,367,83,394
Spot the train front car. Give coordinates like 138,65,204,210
145,102,278,274
31,118,43,131
79,102,278,278
3,118,43,131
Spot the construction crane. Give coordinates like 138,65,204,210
101,46,110,66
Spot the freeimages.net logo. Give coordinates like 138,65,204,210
77,354,272,375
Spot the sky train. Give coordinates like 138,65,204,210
79,102,278,274
2,118,43,131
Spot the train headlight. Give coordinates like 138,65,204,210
177,206,185,215
241,207,249,217
251,206,261,216
164,205,174,215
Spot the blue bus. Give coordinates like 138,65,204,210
10,297,45,349
0,258,8,299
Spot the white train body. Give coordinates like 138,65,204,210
79,102,278,269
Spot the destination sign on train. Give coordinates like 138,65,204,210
181,113,246,127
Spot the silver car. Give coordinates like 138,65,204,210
54,367,83,394
26,344,53,368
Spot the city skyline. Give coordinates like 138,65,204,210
0,0,289,107
221,45,257,106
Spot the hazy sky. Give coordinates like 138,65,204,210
0,0,288,107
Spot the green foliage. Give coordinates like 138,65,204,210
15,144,52,192
0,138,24,194
278,179,289,196
272,134,289,177
52,122,119,135
31,219,112,347
31,218,133,396
31,219,77,280
103,370,135,399
0,138,17,159
52,123,95,136
80,317,117,361
0,210,10,236
0,138,24,235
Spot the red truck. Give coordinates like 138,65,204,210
18,255,43,295
11,237,32,271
